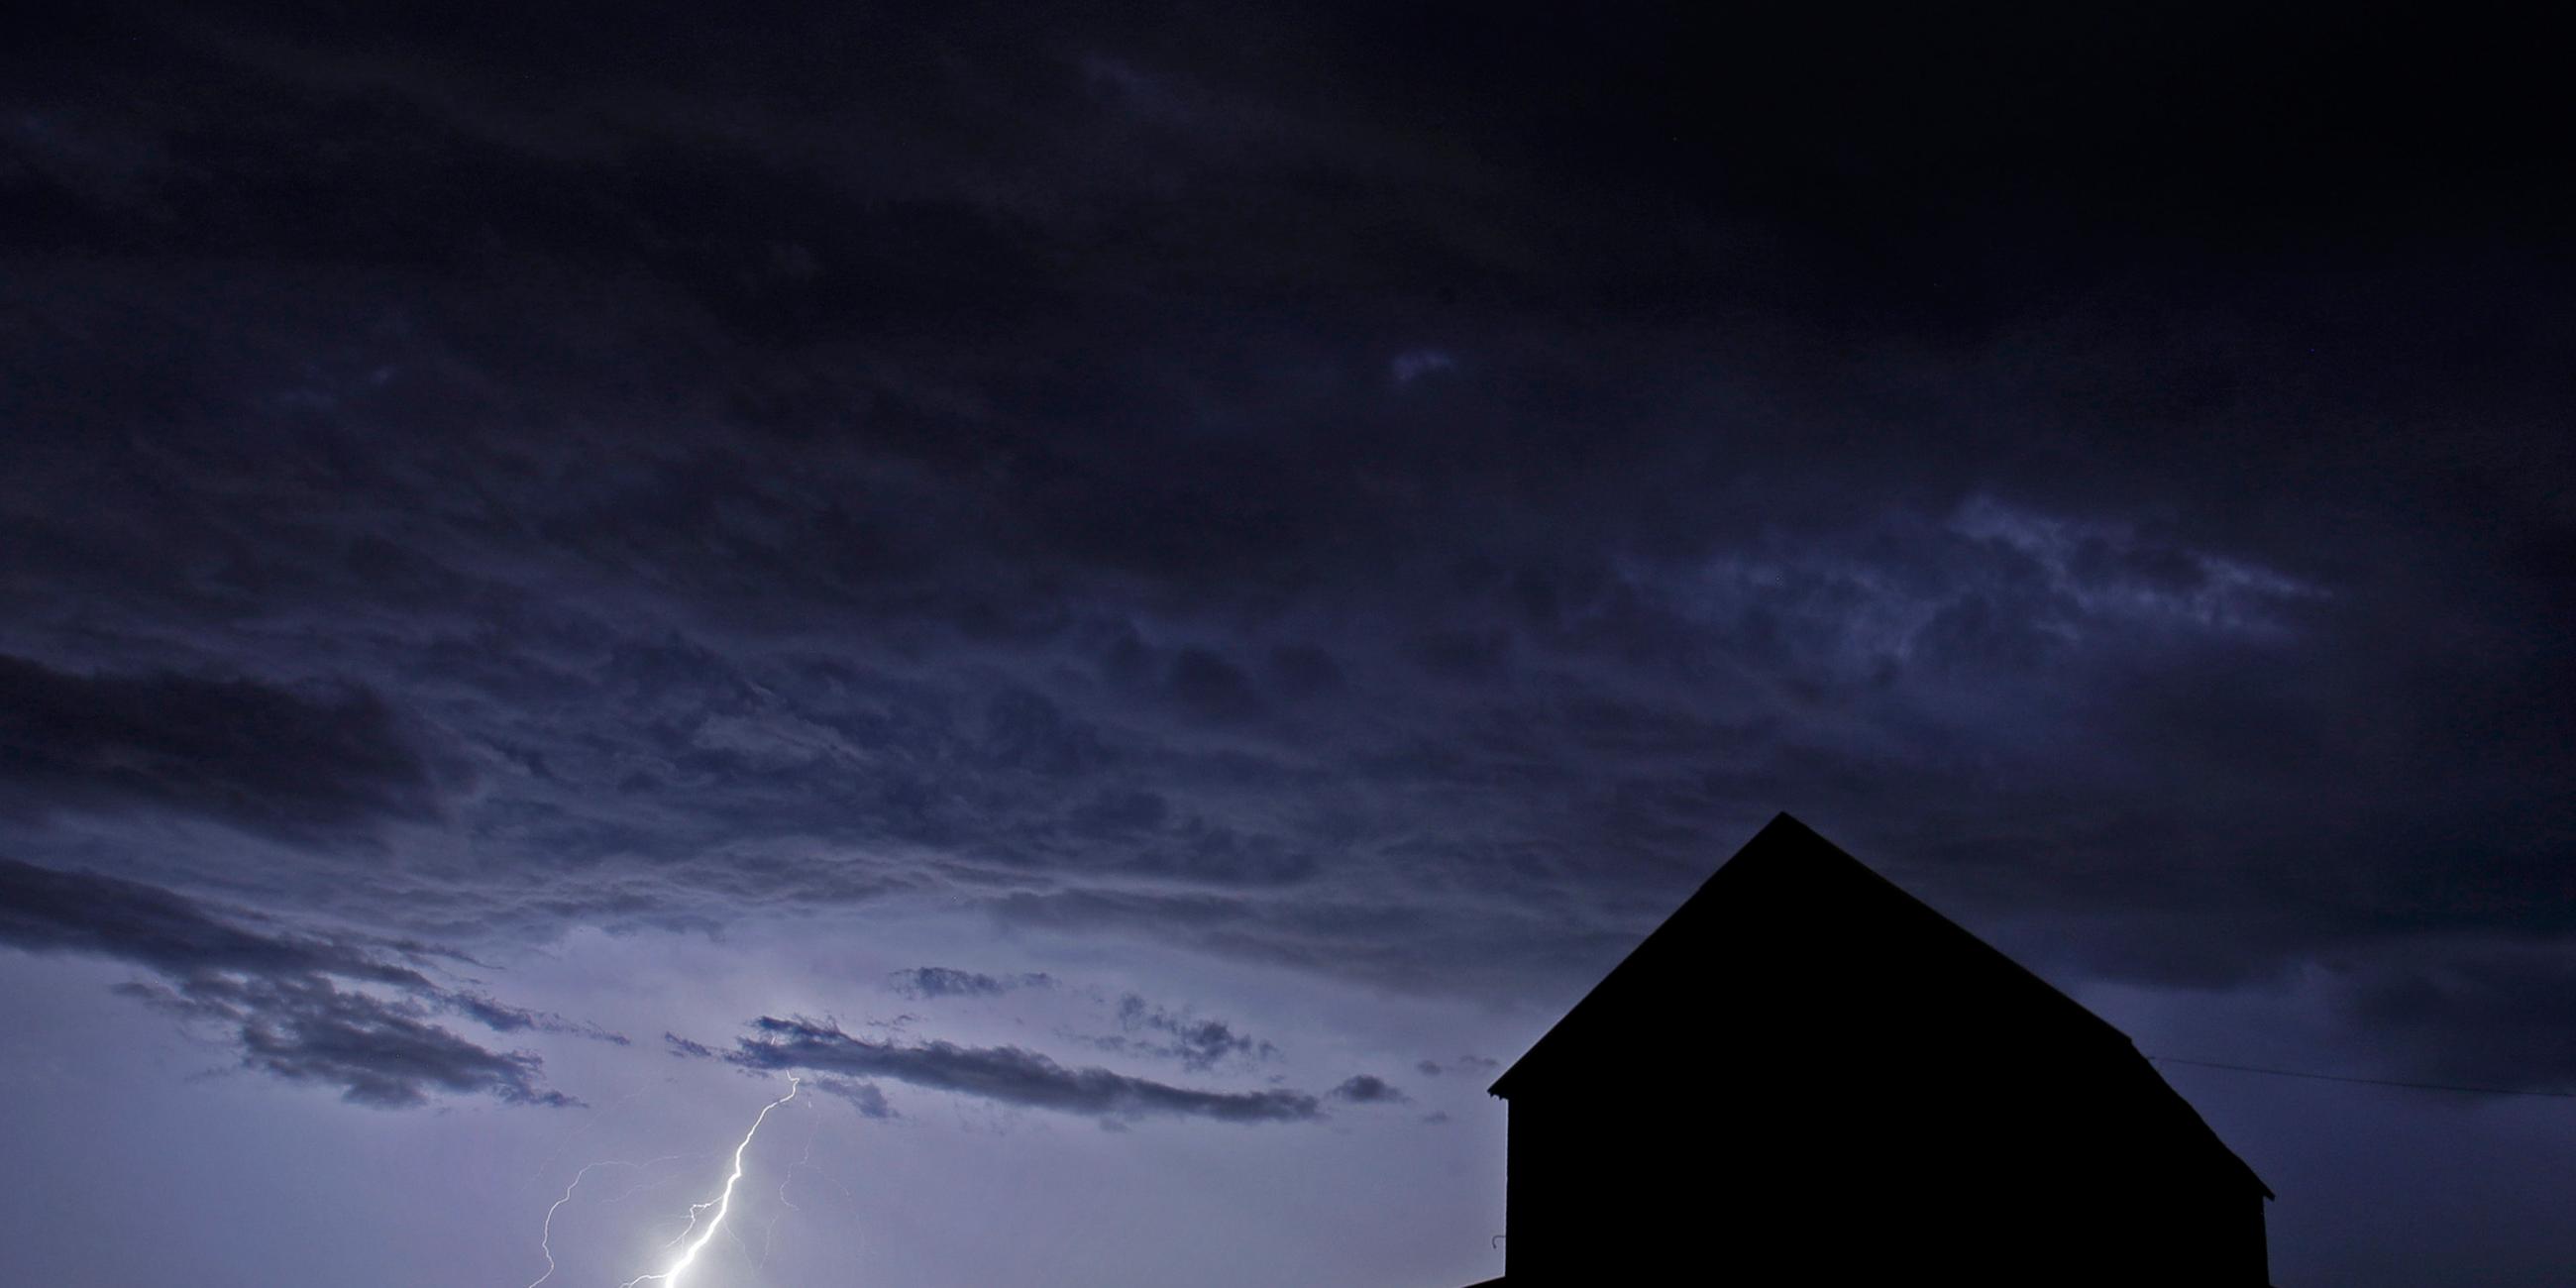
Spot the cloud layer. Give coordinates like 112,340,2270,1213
0,859,585,1107
717,1016,1322,1124
0,1,2568,1107
0,655,448,841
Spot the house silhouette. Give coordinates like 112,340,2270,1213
1465,812,2271,1286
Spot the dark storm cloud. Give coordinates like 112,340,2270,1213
0,859,577,1107
0,655,449,841
886,966,1056,1000
990,885,1640,999
117,972,564,1109
1087,993,1278,1071
806,1073,898,1119
0,855,426,985
444,991,630,1045
2,0,2571,1100
722,1016,1321,1124
1327,1074,1409,1106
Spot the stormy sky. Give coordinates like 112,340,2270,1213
2,4,2570,1285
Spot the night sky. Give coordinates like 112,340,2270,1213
4,5,2572,1286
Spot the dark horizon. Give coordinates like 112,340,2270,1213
3,4,2572,1285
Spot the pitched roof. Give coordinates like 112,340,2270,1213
1486,811,2270,1197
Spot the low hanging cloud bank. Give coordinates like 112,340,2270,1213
704,1015,1328,1124
0,858,602,1108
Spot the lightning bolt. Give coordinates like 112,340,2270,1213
525,1154,691,1288
621,1076,802,1288
757,1122,830,1270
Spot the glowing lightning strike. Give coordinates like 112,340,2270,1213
621,1077,802,1288
525,1158,682,1288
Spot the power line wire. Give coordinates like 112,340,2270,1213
2146,1054,2576,1100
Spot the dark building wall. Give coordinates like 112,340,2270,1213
1505,1054,2268,1285
1490,815,2269,1286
